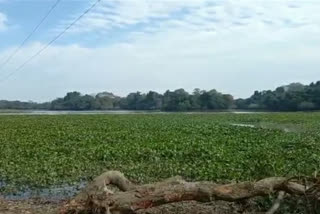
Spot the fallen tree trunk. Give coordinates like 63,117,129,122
60,171,319,214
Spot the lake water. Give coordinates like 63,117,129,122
0,110,264,115
0,180,87,201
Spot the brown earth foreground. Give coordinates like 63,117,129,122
0,198,261,214
1,171,319,214
0,198,264,214
0,198,59,214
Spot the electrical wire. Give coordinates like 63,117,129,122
0,0,62,72
0,0,101,83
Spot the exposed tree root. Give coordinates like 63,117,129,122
59,171,320,214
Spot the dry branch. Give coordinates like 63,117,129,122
265,191,285,214
59,171,318,214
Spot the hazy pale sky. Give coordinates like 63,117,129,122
0,0,319,102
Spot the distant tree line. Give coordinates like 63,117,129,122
1,81,320,111
0,100,50,110
49,89,234,111
236,81,320,111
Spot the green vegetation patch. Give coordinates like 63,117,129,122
0,113,320,193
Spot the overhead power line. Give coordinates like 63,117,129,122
0,0,102,83
0,0,62,72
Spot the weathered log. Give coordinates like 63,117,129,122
59,171,317,214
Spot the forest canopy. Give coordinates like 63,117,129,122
1,81,320,111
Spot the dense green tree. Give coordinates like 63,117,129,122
50,92,95,110
122,92,147,110
190,88,202,110
144,91,163,110
236,82,320,111
199,90,233,110
162,89,192,111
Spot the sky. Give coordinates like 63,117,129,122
0,0,319,102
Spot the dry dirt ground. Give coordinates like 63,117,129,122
0,198,263,214
136,201,262,214
0,198,60,214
